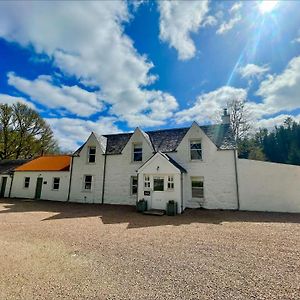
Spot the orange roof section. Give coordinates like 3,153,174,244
15,155,71,172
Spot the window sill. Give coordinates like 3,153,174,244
81,189,92,193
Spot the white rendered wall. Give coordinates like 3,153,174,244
104,129,154,205
0,175,12,197
10,171,70,201
168,123,238,210
238,159,300,213
69,133,105,204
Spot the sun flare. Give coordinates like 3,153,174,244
258,0,279,14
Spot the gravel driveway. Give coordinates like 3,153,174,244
0,199,299,300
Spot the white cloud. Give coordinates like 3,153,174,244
46,117,120,151
216,2,242,35
7,73,102,117
230,2,242,13
239,64,269,80
0,93,36,109
256,114,300,130
256,56,300,113
216,15,241,35
0,2,178,127
175,86,248,124
158,1,209,60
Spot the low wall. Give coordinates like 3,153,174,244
238,159,300,213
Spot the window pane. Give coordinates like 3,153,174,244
190,141,201,150
154,178,164,191
192,180,203,188
191,149,202,160
89,147,96,154
134,152,142,161
89,155,96,163
192,188,204,198
132,185,137,195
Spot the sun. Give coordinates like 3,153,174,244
258,0,279,14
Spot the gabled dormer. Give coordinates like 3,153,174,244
120,127,154,163
73,132,107,164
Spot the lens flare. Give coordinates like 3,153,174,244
258,0,279,14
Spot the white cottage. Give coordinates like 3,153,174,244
69,115,239,213
10,155,71,201
5,112,300,213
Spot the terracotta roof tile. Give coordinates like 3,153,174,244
15,155,71,171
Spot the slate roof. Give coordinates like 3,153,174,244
163,153,187,173
0,159,30,174
103,124,236,155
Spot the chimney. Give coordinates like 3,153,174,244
221,108,230,124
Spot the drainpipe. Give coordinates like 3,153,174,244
101,153,107,204
8,172,14,198
180,173,184,213
67,156,74,202
233,149,240,210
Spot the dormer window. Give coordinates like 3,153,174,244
88,146,96,163
190,140,202,160
133,143,142,162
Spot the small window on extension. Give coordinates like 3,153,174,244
52,177,60,190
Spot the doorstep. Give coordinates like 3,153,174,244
143,209,165,216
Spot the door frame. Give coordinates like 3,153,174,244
0,177,8,198
35,177,43,199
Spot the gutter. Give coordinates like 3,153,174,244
67,156,74,202
180,172,184,213
101,152,107,204
233,149,240,210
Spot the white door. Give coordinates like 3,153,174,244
152,176,166,210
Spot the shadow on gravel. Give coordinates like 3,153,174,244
0,198,300,229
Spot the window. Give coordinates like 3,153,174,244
133,143,142,162
167,176,174,190
191,177,204,198
144,175,150,188
84,175,93,190
131,176,138,195
24,177,30,188
153,176,164,191
190,140,202,160
88,146,96,163
52,177,60,190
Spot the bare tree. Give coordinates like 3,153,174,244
226,98,252,141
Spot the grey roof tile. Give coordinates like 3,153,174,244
0,159,30,174
103,124,235,154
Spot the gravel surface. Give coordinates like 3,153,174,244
0,199,299,300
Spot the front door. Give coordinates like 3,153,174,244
0,177,7,198
152,176,166,210
35,178,43,199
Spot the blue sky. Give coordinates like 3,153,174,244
0,1,300,150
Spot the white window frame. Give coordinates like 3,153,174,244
83,175,93,191
167,175,174,190
24,177,30,188
190,140,202,160
144,175,150,188
153,176,164,192
52,177,60,190
132,143,143,162
131,176,138,195
191,177,204,198
88,146,96,163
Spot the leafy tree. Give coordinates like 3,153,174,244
238,117,300,166
0,102,59,159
